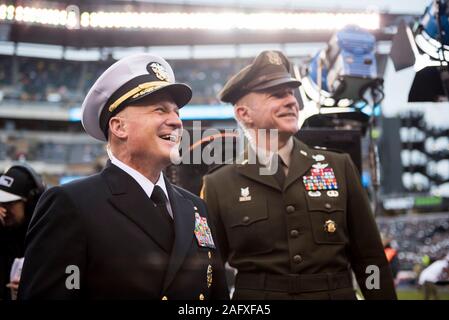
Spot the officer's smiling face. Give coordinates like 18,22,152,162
238,84,300,139
113,91,183,170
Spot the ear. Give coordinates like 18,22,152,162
108,116,128,139
234,104,254,126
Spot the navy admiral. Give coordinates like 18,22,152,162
201,50,397,300
18,53,229,300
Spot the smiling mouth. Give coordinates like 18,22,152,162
278,113,297,118
159,133,179,143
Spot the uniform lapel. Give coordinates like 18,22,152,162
162,177,195,292
284,138,314,190
102,161,173,252
236,152,282,191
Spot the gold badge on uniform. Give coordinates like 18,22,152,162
324,220,337,233
194,212,216,249
207,264,213,288
266,51,283,65
150,62,169,81
239,187,251,202
312,154,325,162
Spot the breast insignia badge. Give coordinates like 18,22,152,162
239,187,252,202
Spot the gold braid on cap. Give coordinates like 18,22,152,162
108,81,169,113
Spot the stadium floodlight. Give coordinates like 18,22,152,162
300,25,383,110
390,0,449,101
81,11,380,31
0,3,380,31
0,4,74,27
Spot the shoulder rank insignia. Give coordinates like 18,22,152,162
303,166,338,191
194,212,216,249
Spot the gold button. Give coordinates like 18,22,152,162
161,296,168,300
242,216,250,223
325,203,332,210
290,229,299,238
208,251,212,259
199,293,204,300
324,220,337,233
194,206,198,211
286,205,295,213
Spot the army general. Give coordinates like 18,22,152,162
201,50,397,300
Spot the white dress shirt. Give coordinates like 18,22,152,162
107,147,174,218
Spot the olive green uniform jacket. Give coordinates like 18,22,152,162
202,138,396,300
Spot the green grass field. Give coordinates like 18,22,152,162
397,288,449,300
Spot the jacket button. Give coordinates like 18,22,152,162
199,293,205,300
286,205,295,213
290,229,299,238
293,255,303,263
324,203,332,210
242,216,250,223
161,296,168,300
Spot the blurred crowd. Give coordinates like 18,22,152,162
378,214,449,272
0,55,251,105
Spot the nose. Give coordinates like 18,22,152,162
166,110,183,129
284,94,299,110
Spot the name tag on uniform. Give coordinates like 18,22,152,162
194,212,216,249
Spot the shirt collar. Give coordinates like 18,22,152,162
106,147,169,201
277,137,294,168
250,136,294,168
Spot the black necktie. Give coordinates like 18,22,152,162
151,185,173,221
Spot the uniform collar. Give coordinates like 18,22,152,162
107,147,169,202
248,136,294,169
237,137,314,191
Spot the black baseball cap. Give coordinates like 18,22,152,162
0,167,36,203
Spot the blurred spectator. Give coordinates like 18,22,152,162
382,234,400,282
418,253,449,300
0,164,45,300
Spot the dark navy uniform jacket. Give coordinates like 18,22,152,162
18,161,229,300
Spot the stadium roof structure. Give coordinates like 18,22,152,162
0,1,417,48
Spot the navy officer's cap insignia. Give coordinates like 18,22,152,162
148,62,169,82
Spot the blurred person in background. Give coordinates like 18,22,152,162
382,235,400,284
418,253,449,300
0,163,45,300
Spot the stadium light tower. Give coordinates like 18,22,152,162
390,0,449,102
297,25,384,214
298,25,383,131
